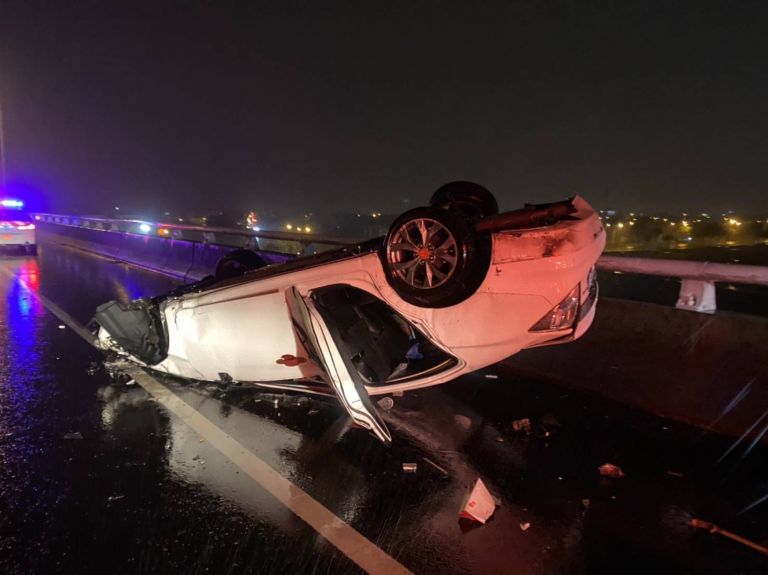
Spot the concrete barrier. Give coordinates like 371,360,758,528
36,223,288,281
185,243,233,281
505,298,768,443
115,233,196,279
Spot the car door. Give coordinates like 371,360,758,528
287,287,392,444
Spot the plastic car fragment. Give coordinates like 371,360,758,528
459,478,497,524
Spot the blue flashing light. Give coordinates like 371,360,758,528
1,199,24,208
138,223,152,233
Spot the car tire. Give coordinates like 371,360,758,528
429,181,499,218
382,207,490,308
215,249,267,280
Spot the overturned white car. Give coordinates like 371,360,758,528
95,182,605,443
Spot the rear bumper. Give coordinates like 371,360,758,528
0,230,36,246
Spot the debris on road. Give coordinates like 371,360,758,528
459,478,497,524
510,418,532,434
107,494,125,502
103,358,134,384
598,463,625,478
63,432,83,440
528,413,562,438
689,518,768,558
422,457,449,477
667,470,684,478
402,462,418,473
377,396,395,411
520,522,531,531
307,408,319,416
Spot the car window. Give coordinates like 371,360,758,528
310,285,458,385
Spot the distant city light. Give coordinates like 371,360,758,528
305,226,312,233
286,223,293,230
617,222,624,228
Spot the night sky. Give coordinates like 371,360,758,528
1,1,766,216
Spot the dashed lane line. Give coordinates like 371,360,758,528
2,265,414,575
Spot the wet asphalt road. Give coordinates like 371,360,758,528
1,237,767,574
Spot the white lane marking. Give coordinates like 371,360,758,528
124,365,412,575
2,264,413,575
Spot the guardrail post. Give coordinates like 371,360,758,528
676,279,717,313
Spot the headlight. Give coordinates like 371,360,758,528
529,284,580,332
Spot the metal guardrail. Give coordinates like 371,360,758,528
597,255,768,313
33,213,355,255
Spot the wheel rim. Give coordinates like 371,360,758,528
386,218,460,289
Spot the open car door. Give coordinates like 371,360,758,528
287,287,392,444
